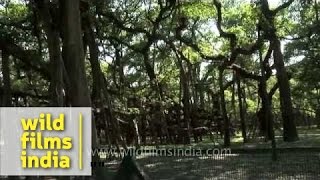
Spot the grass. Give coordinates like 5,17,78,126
230,126,320,149
101,126,320,179
99,126,320,150
133,127,320,179
136,152,320,180
150,126,320,150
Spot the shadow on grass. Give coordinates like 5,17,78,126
136,152,320,180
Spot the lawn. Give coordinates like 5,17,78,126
102,126,320,179
136,152,320,180
146,126,320,150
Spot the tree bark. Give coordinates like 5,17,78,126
259,0,298,142
236,75,247,143
1,50,12,106
176,56,191,144
219,67,230,147
36,1,64,106
83,15,126,150
316,107,320,128
61,0,105,179
258,28,277,159
272,39,299,142
62,0,91,106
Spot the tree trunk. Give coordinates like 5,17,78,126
1,50,12,106
61,0,105,179
199,85,205,109
259,0,298,142
219,68,230,147
143,51,170,143
316,107,320,128
36,1,64,106
83,15,126,149
236,75,247,143
176,57,191,144
272,39,299,142
62,0,91,106
258,33,277,160
231,75,237,122
143,52,162,98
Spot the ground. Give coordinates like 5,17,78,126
104,126,320,179
136,152,319,180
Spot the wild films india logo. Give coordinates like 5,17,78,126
20,113,73,169
0,108,92,176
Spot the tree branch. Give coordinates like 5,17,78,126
0,36,50,79
229,64,261,81
272,0,295,15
